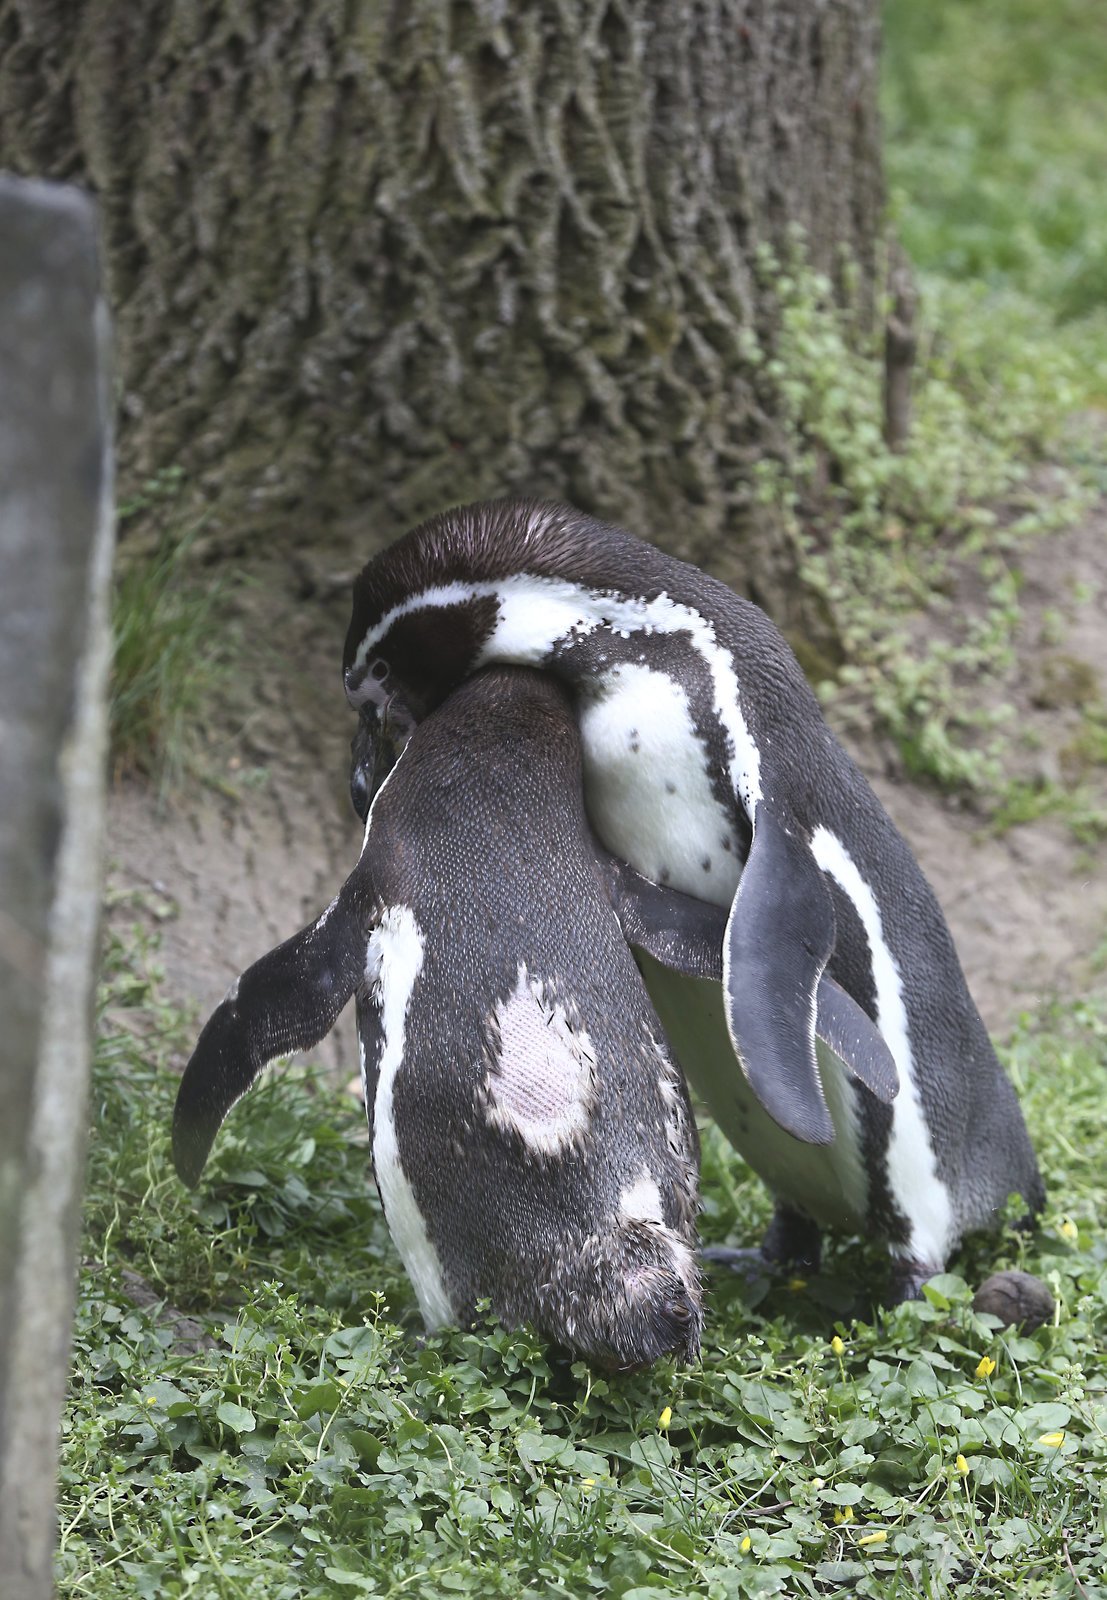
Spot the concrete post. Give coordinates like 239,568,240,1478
0,173,115,1599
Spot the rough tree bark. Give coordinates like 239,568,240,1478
0,0,881,624
0,176,115,1599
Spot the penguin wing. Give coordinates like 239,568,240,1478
814,977,899,1104
602,839,899,1108
172,867,374,1188
596,846,728,978
723,803,837,1145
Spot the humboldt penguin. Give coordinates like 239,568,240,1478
173,667,704,1369
341,497,1044,1298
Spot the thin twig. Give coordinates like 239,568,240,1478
745,1499,794,1516
1063,1531,1091,1600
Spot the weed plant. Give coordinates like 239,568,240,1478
741,0,1107,809
59,933,1107,1599
110,474,229,793
885,0,1107,405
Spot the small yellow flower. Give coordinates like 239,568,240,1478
811,1477,825,1490
581,1477,596,1489
975,1356,996,1379
833,1506,854,1525
857,1531,887,1548
788,1276,807,1292
955,1454,970,1476
739,1534,752,1553
1038,1431,1065,1449
1059,1219,1078,1242
658,1406,673,1431
146,1396,157,1407
830,1335,845,1357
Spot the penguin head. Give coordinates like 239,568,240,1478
537,1219,703,1372
343,584,499,728
343,497,604,723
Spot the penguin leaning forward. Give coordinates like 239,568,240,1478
173,667,706,1370
342,497,1045,1301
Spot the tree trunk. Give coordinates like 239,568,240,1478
0,176,115,1599
0,0,881,626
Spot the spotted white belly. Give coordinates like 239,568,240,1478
577,663,740,907
638,953,870,1232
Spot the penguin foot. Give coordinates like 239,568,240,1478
702,1206,823,1282
700,1245,773,1283
761,1206,822,1274
886,1258,942,1304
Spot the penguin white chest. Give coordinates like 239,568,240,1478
636,955,870,1232
577,664,740,907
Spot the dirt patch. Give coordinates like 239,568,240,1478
105,561,363,1074
105,504,1107,1077
859,497,1107,1026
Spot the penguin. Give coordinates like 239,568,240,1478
341,497,1044,1299
173,667,704,1371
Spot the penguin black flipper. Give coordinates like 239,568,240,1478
172,870,373,1189
723,804,837,1145
597,846,728,980
814,977,899,1104
603,843,899,1108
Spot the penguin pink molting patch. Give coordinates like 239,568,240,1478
484,966,598,1156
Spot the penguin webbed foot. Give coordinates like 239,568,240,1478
885,1257,942,1305
703,1206,822,1281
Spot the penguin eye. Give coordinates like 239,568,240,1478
370,658,389,684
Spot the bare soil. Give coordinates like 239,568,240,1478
105,505,1107,1073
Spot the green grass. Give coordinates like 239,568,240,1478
753,0,1107,805
884,0,1107,409
110,475,229,792
59,932,1107,1599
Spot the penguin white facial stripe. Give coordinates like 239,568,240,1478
369,906,454,1330
809,827,954,1262
486,967,596,1155
488,576,763,810
350,572,763,808
350,580,479,678
577,663,739,906
478,574,603,661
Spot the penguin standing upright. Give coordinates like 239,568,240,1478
341,497,1044,1299
173,667,704,1370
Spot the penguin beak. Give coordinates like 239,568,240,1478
349,701,415,823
